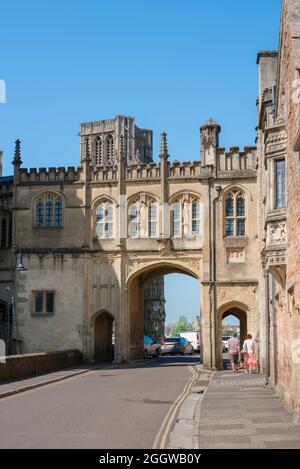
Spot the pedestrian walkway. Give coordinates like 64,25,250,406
198,370,300,449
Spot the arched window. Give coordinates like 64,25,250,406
128,196,158,238
148,203,158,238
172,202,181,237
96,201,114,238
171,194,201,238
128,202,139,238
191,201,200,235
35,193,63,228
95,137,103,165
225,190,246,237
106,134,114,162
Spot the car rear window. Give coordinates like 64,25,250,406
163,338,180,343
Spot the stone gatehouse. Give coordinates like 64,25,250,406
0,114,259,369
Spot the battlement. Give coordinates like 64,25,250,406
216,146,257,172
18,166,82,184
80,119,115,135
169,160,202,178
92,165,118,182
126,162,160,180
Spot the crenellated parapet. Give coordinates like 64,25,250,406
216,146,257,173
91,165,118,182
169,160,202,178
126,162,160,181
18,166,82,184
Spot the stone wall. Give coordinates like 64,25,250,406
0,349,82,382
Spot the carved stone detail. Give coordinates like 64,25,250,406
266,130,287,145
267,221,287,247
227,249,245,264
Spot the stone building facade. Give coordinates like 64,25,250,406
3,1,300,420
0,115,259,369
257,0,300,421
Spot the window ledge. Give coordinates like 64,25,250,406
33,226,64,230
223,236,248,248
32,313,55,317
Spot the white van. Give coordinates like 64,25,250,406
179,331,200,352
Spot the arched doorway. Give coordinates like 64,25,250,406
217,302,248,370
127,262,200,361
93,311,115,362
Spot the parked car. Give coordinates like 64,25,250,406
222,335,232,352
160,337,193,356
144,335,160,358
180,331,200,353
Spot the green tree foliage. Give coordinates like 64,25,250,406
171,316,192,337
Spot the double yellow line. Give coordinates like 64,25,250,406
152,365,199,449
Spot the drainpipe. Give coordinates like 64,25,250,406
210,184,221,370
272,275,278,385
264,270,270,385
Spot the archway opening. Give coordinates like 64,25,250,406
218,306,247,370
94,311,115,362
128,263,200,361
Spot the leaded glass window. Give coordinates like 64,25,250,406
96,202,114,238
171,196,201,239
172,202,181,237
191,202,200,235
148,203,158,238
33,290,55,315
128,203,139,238
225,191,246,237
275,159,286,209
35,193,63,228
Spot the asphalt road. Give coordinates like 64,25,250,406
0,355,200,449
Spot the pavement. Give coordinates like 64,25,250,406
197,369,300,449
167,355,300,449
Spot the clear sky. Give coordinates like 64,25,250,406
0,0,282,323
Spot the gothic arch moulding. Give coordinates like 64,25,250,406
127,191,160,206
126,258,201,287
168,190,203,205
91,194,118,211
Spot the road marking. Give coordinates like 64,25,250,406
152,365,199,449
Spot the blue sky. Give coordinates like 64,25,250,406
0,0,281,323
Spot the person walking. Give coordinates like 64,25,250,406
243,333,257,374
227,332,240,373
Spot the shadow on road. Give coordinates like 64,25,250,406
101,354,202,370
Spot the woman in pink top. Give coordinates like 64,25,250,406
243,333,257,373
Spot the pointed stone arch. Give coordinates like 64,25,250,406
92,310,115,362
216,300,248,369
126,259,201,361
